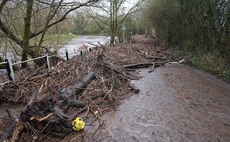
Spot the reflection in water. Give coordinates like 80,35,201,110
92,64,230,142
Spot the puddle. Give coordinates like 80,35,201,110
92,64,230,142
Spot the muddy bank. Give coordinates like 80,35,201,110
95,64,230,142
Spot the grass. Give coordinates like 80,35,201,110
0,34,79,48
0,34,80,58
171,47,230,82
40,34,79,49
43,34,79,43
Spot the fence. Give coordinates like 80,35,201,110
0,49,80,86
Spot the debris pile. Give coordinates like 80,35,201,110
0,35,183,141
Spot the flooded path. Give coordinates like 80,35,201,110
95,64,230,142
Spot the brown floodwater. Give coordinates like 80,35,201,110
91,64,230,142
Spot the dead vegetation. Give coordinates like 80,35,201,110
0,35,182,142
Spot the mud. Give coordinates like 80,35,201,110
95,64,230,142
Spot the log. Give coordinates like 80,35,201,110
122,63,153,69
73,72,96,95
57,72,96,108
52,106,70,119
146,56,167,60
128,83,140,93
57,88,85,108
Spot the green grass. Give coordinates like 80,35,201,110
0,34,80,55
0,34,79,47
171,47,230,82
41,34,79,47
43,34,79,42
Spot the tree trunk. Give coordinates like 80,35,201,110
110,34,115,45
110,0,115,45
21,0,34,68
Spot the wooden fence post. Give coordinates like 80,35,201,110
5,58,15,82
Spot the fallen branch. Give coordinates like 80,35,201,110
57,88,85,108
74,72,96,95
56,72,96,108
103,63,136,80
52,106,69,119
146,56,167,60
121,63,153,69
148,62,156,73
128,83,140,93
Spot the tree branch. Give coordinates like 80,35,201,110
29,0,97,39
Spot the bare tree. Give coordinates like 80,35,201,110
88,0,144,45
0,0,97,68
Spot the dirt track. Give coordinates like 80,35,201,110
94,64,230,142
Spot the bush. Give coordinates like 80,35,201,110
144,0,230,81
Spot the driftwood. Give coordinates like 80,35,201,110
57,88,85,108
146,56,167,60
73,72,96,95
57,72,96,108
103,62,137,80
122,62,167,73
148,62,156,73
21,72,96,119
17,72,96,137
122,63,154,69
128,83,140,93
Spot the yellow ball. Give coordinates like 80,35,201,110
72,117,85,131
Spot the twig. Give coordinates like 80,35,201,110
84,105,91,117
30,113,53,122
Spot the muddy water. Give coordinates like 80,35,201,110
58,35,109,58
95,64,230,142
